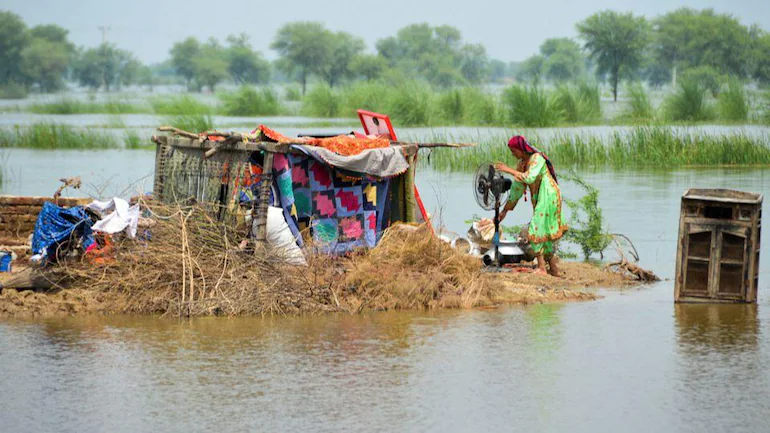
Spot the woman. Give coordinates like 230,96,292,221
495,136,567,276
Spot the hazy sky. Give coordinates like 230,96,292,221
3,0,769,64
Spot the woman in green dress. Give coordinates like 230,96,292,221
495,136,567,276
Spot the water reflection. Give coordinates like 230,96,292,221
675,303,759,352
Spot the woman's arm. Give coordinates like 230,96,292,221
519,154,545,185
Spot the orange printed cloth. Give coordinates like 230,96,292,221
256,125,390,156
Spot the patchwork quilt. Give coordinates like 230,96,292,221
272,153,390,254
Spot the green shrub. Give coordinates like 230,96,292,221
502,85,563,127
301,84,342,118
664,78,715,122
219,86,283,116
461,87,500,125
438,89,464,123
26,98,143,114
624,83,654,121
0,123,117,149
150,95,212,116
385,82,435,126
285,85,302,101
717,79,749,122
554,82,601,124
0,82,27,99
563,174,612,259
339,81,390,115
123,130,150,149
681,66,725,97
166,114,213,133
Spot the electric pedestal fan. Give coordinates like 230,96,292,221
473,163,525,267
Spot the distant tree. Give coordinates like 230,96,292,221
540,38,585,82
226,33,271,85
654,8,753,84
0,11,30,86
350,54,388,81
375,23,488,87
271,22,331,94
577,10,651,101
73,43,136,91
193,39,228,92
316,31,365,87
458,43,489,84
20,39,70,92
488,59,509,82
29,24,74,52
754,32,770,85
170,37,201,90
517,55,545,83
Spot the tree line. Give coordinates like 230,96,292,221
1,8,769,99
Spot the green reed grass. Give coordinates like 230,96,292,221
27,98,144,115
219,86,284,116
123,130,152,149
624,83,655,121
384,82,436,126
285,85,303,101
554,83,602,124
664,78,716,122
423,127,770,171
339,81,390,115
150,95,213,116
165,114,213,133
502,85,563,127
301,84,342,118
717,79,749,122
0,123,118,149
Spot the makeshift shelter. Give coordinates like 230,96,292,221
151,118,465,255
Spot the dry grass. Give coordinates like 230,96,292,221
45,202,501,317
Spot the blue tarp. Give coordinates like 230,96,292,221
31,202,95,259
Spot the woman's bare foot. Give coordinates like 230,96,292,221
533,268,548,275
548,255,560,277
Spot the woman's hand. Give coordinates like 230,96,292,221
494,162,509,173
511,171,525,182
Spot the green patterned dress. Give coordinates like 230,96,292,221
507,153,567,255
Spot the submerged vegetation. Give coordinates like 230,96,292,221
664,78,715,122
425,127,770,171
26,98,144,115
219,86,283,116
0,123,117,149
623,83,655,121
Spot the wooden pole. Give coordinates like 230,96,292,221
251,151,274,246
404,154,416,223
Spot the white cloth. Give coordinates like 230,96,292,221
266,206,307,266
88,198,141,238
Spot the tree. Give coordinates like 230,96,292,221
73,43,137,91
170,37,201,90
193,39,228,92
753,32,770,85
517,55,545,83
654,9,753,84
577,10,651,101
350,54,388,81
375,23,488,87
540,38,585,82
316,31,365,87
458,43,488,84
271,22,331,94
0,11,30,86
21,39,69,92
226,34,271,85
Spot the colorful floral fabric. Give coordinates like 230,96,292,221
257,125,390,156
507,153,567,255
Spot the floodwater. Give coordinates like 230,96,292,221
1,118,769,431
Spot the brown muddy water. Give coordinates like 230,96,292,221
0,126,769,432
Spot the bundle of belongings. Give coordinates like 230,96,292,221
30,197,148,265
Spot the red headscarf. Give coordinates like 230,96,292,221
507,135,558,183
